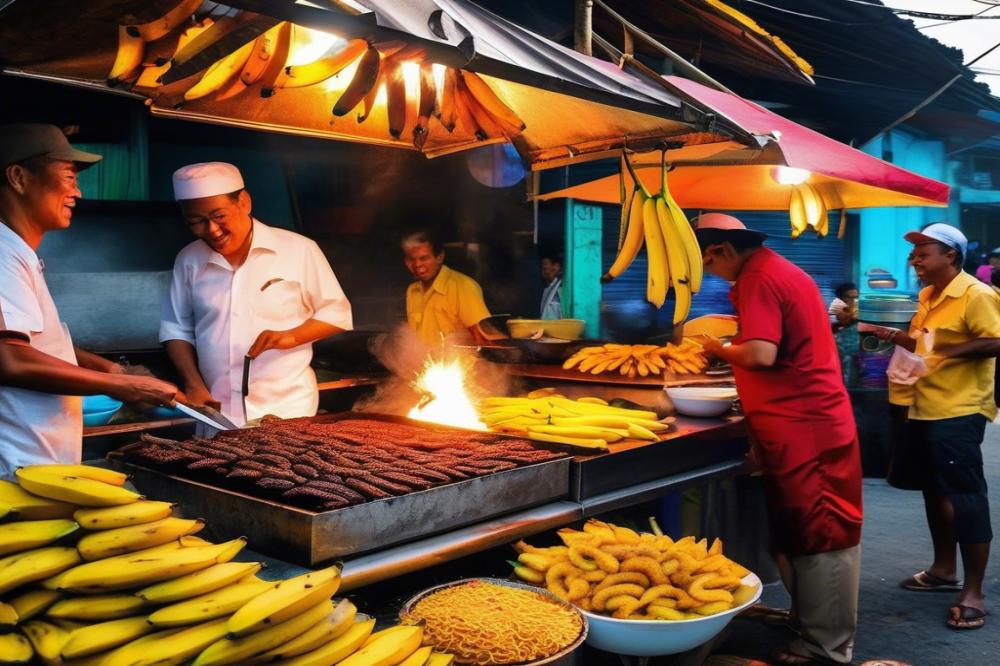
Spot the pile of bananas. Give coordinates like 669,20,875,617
0,464,454,666
108,2,525,149
562,339,709,378
603,152,704,325
510,519,758,621
788,182,846,239
478,394,670,451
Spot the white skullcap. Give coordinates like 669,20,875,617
172,162,245,201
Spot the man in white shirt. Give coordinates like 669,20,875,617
160,162,352,425
0,124,181,477
540,253,563,320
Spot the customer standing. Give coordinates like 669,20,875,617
879,223,1000,630
696,213,862,665
974,248,1000,283
539,252,564,320
830,282,860,387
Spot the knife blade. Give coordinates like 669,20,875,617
174,402,230,432
241,355,251,424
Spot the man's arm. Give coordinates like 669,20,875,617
246,319,344,359
74,346,121,374
164,339,218,409
938,338,1000,360
704,338,779,370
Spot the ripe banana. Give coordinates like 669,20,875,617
21,465,128,487
451,74,482,139
130,0,203,42
20,619,69,663
642,196,669,308
333,44,380,116
797,183,825,231
459,78,505,139
282,38,367,89
147,577,273,627
356,65,385,124
133,18,215,93
384,59,407,140
165,12,280,85
15,468,141,507
9,588,60,621
427,655,456,666
0,632,33,664
459,71,525,136
337,624,423,666
109,25,145,85
400,646,434,666
413,62,437,149
265,617,374,666
137,560,262,603
95,628,185,666
52,537,245,593
105,617,230,666
184,39,256,102
60,615,154,659
528,424,624,442
74,500,175,530
438,67,459,132
523,431,608,451
0,546,80,595
250,598,357,663
0,518,79,556
838,208,848,240
361,624,422,648
656,198,692,324
194,598,334,666
258,21,294,97
240,21,284,86
603,189,646,282
661,169,703,294
788,186,808,238
46,593,147,621
0,600,16,627
76,516,204,561
227,564,340,637
0,481,75,520
628,423,659,441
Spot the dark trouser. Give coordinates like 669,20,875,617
888,413,992,543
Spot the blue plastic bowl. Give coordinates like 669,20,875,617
82,395,122,427
144,406,185,420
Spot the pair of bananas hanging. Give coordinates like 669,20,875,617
0,464,457,666
562,339,709,378
603,151,704,325
788,182,847,239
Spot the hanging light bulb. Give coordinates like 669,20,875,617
772,166,811,185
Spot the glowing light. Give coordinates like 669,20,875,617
772,166,810,185
287,26,342,67
432,63,446,95
408,358,486,431
401,61,421,99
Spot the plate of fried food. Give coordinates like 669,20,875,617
509,519,761,657
399,578,587,665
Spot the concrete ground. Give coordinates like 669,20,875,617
718,423,1000,665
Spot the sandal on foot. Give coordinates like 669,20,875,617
900,570,962,592
946,604,987,630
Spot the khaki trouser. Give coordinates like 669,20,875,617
783,545,861,664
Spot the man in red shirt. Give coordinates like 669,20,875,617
695,213,863,665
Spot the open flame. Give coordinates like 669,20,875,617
407,357,486,431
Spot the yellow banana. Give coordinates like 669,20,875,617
788,186,808,238
258,21,294,97
60,616,154,659
92,628,185,666
21,619,69,663
130,0,203,42
360,624,415,648
109,25,145,85
47,593,146,621
9,589,60,622
662,174,703,294
195,598,334,666
627,423,659,441
271,618,374,666
399,646,434,666
0,501,16,521
228,564,341,637
239,22,283,86
838,208,848,240
0,546,80,595
133,18,215,93
148,578,274,627
577,397,609,405
337,624,423,666
77,516,204,561
22,465,128,487
332,44,381,116
643,196,669,308
0,518,79,556
138,560,262,603
524,431,608,451
103,617,229,666
0,480,75,520
459,71,525,136
528,425,623,442
384,59,407,140
0,600,16,628
549,397,658,420
807,184,830,237
0,632,33,664
184,39,256,102
74,500,175,530
656,198,692,324
427,655,455,666
603,189,646,282
15,468,141,507
250,598,357,663
281,38,367,89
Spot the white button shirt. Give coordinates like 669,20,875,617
0,222,82,478
160,220,352,425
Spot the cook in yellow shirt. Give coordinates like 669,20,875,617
402,231,491,347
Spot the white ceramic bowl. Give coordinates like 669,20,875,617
580,573,762,657
665,387,737,418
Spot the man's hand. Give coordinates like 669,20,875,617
183,384,221,410
108,376,183,408
247,329,299,359
702,337,726,357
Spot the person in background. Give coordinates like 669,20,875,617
161,162,352,426
877,223,1000,630
540,252,563,320
402,228,496,347
695,213,862,665
830,282,860,387
0,124,181,477
974,248,1000,283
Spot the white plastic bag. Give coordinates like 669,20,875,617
886,346,928,386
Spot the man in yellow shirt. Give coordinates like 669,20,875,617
881,223,1000,630
402,229,493,347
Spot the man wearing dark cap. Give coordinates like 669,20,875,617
0,123,181,477
695,213,862,665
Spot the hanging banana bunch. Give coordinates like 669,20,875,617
788,182,830,238
603,151,704,325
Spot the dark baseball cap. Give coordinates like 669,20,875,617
0,124,102,170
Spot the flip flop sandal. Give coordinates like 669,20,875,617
946,604,987,630
900,570,962,592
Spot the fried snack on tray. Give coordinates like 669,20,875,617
563,339,709,378
402,580,583,665
510,518,757,620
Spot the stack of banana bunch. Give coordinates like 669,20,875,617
788,182,847,239
509,519,758,621
479,394,670,451
108,1,525,149
0,464,454,666
563,340,709,378
603,152,704,325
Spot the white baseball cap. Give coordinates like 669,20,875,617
904,223,967,260
172,162,245,201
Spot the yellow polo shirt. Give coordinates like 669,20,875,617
899,271,1000,421
406,265,491,346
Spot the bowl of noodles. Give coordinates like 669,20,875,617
399,578,587,665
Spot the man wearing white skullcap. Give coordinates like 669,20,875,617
160,162,353,425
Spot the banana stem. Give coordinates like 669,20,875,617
623,150,651,199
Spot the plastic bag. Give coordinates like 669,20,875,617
886,346,928,386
